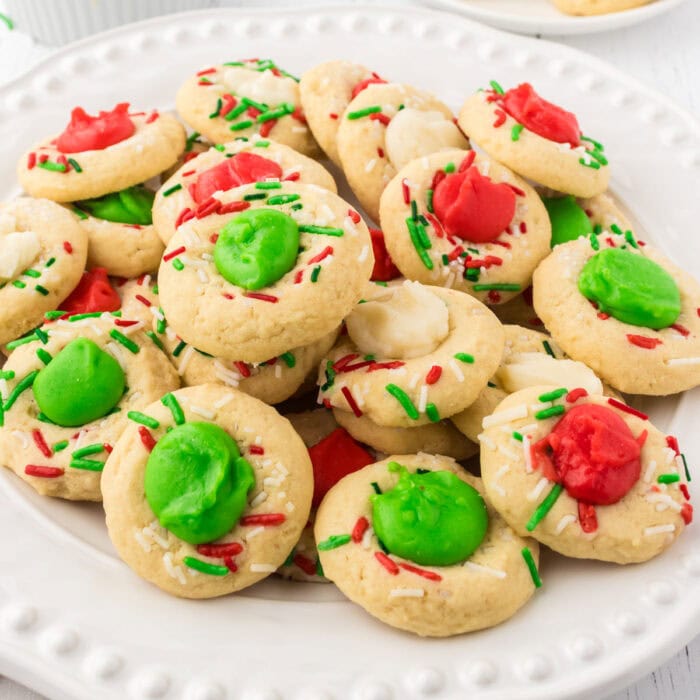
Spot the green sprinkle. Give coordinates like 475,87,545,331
67,158,82,173
0,12,14,30
444,162,456,174
280,352,296,368
35,327,48,344
316,557,324,577
35,285,49,296
12,280,26,289
172,258,185,271
225,102,249,121
579,158,601,170
5,333,38,350
512,431,523,442
213,143,226,152
657,473,681,484
511,124,524,141
371,482,382,495
69,458,105,472
257,103,294,122
3,370,39,411
454,353,474,364
242,96,268,112
163,183,182,197
68,311,103,321
406,219,434,271
255,140,270,148
472,283,521,292
230,120,253,131
347,105,382,120
209,97,223,118
109,329,140,354
243,193,267,201
36,348,52,365
45,257,56,268
526,483,564,532
589,233,600,250
183,556,229,576
185,131,201,150
145,330,164,351
23,269,41,279
521,546,542,588
406,217,431,249
173,340,187,358
255,181,282,190
161,392,185,425
538,388,567,403
588,149,608,166
156,316,166,335
284,549,295,567
535,405,566,420
223,61,244,67
317,534,351,551
44,310,66,320
267,194,300,205
298,224,344,237
72,443,105,459
542,340,555,358
410,199,418,221
385,383,419,420
425,188,435,214
624,230,638,249
291,203,303,211
52,440,69,453
37,161,66,172
128,411,160,429
321,360,336,391
580,135,604,151
682,453,691,482
0,370,15,380
310,265,321,283
593,223,603,234
464,267,479,282
489,79,505,94
425,403,440,423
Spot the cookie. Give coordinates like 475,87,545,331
158,181,373,362
379,149,551,305
102,384,313,598
0,315,179,501
553,0,652,14
336,83,468,222
0,197,88,346
175,59,318,156
479,386,692,563
299,60,385,166
491,287,546,331
18,104,185,202
533,235,700,395
152,138,337,244
317,283,504,428
315,454,540,637
458,82,609,198
332,408,477,461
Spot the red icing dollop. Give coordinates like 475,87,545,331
351,76,387,100
532,404,642,506
56,103,135,154
308,428,374,508
369,227,401,282
501,83,581,147
61,268,121,315
190,152,283,204
432,167,516,243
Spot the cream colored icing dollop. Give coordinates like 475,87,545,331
345,281,449,359
222,67,298,107
384,108,468,170
0,223,41,283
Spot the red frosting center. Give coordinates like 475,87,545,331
56,103,135,154
501,83,581,147
308,428,374,508
369,227,401,282
190,152,283,204
60,268,121,316
350,76,387,100
532,404,643,506
432,166,516,243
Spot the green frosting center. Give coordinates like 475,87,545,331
578,247,681,329
32,337,125,427
76,186,155,225
371,464,489,567
542,194,593,247
214,208,300,290
144,422,255,545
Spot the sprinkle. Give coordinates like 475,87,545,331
197,542,243,558
375,551,399,575
138,426,156,452
161,393,185,425
37,160,67,172
406,218,434,270
128,411,160,429
31,429,52,458
389,588,425,598
162,183,182,197
425,365,442,385
35,285,49,296
425,403,440,423
72,443,105,459
310,265,321,283
566,388,588,403
472,283,521,292
352,516,370,543
527,477,550,502
239,513,286,526
643,524,676,536
298,224,344,237
317,534,351,551
454,352,474,364
555,514,577,535
627,334,663,349
667,357,700,366
385,384,419,420
489,79,505,94
482,403,528,428
347,105,382,120
52,440,68,453
444,162,456,174
511,124,524,141
230,120,253,132
464,561,506,579
3,370,39,412
538,388,567,403
521,547,542,588
608,397,648,421
267,194,300,205
35,348,52,366
25,465,64,478
172,258,185,271
244,292,279,303
109,329,139,354
658,473,681,484
257,103,295,122
371,482,382,495
69,458,105,471
535,405,565,420
279,352,295,368
183,556,229,576
493,109,507,128
399,563,442,581
341,386,363,417
526,483,564,531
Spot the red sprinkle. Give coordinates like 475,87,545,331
138,426,156,452
352,516,370,543
27,152,36,169
218,200,251,215
458,151,477,172
607,397,648,421
224,557,238,572
175,208,195,228
348,208,361,224
597,312,610,320
163,246,186,262
293,269,304,284
666,435,680,455
222,292,234,300
369,112,391,126
341,386,363,418
377,147,384,158
681,484,691,501
329,112,339,120
114,319,138,327
507,184,526,197
308,246,334,264
333,354,360,371
401,179,411,204
578,502,598,533
431,169,446,190
493,109,507,127
627,334,663,349
682,503,694,525
145,111,159,124
32,430,52,458
293,553,318,576
367,361,406,372
25,465,64,478
259,119,277,138
220,94,237,117
39,154,48,163
291,106,307,124
234,361,251,378
671,323,690,337
424,212,445,238
209,233,219,244
244,292,278,303
519,221,528,233
283,171,300,182
425,365,443,385
398,562,443,582
249,445,265,455
197,67,217,76
63,241,73,254
103,443,113,454
197,542,243,558
566,388,588,403
374,551,399,575
239,513,286,526
488,290,502,304
135,294,152,307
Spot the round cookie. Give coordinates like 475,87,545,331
158,181,373,363
337,83,468,223
333,408,477,460
18,104,185,202
458,82,609,198
379,149,551,305
152,139,337,244
102,384,313,598
0,315,179,501
479,386,691,564
317,284,505,428
175,59,318,156
315,454,541,637
299,60,385,166
553,0,652,14
533,236,700,395
0,197,88,346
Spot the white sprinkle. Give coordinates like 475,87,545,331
163,553,187,585
418,385,428,413
245,526,265,540
448,359,464,382
178,346,195,376
464,561,507,579
523,435,533,474
530,402,551,413
117,320,144,336
277,491,286,500
646,493,682,512
73,430,87,450
520,423,538,435
292,126,307,134
490,465,510,496
165,327,177,341
134,530,152,552
0,379,7,401
213,393,234,409
250,491,268,508
643,459,657,483
250,563,276,573
527,477,550,501
285,501,295,513
365,158,377,173
482,404,528,429
11,430,29,449
362,526,374,549
274,363,282,379
408,373,421,389
478,434,496,451
105,342,127,371
263,476,283,487
554,514,576,535
357,245,369,263
145,522,170,549
149,306,165,322
389,588,425,598
197,268,209,284
190,404,215,420
667,357,700,366
644,524,676,536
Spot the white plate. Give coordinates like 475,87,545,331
423,0,688,35
0,5,699,700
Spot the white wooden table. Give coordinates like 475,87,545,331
0,1,698,697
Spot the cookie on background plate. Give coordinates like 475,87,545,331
552,0,653,14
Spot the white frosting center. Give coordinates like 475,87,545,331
0,230,41,283
384,108,468,170
222,67,298,107
346,281,449,360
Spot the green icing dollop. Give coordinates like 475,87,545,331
542,195,593,247
371,464,489,567
214,208,300,290
32,337,125,427
76,186,155,225
144,422,255,544
578,247,681,329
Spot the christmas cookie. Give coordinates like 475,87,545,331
299,60,386,166
0,197,88,346
102,384,313,598
336,83,468,222
158,182,373,363
479,386,692,563
152,138,337,245
458,82,609,198
333,408,477,461
553,0,652,14
175,59,318,156
533,236,700,395
317,282,504,428
0,315,179,501
379,149,551,305
315,454,541,637
18,103,185,202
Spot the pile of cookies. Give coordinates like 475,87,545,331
0,57,696,637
